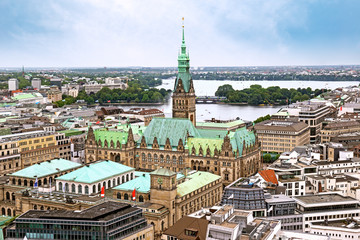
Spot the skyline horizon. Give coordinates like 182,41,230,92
1,1,360,68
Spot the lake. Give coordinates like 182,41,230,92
123,79,358,121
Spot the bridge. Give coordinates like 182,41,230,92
195,96,227,103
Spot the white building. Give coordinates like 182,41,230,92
8,78,19,91
293,194,360,232
31,78,41,90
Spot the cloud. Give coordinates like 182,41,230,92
0,0,359,67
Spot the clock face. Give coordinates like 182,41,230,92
157,177,163,185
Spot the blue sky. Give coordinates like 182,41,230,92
0,0,359,67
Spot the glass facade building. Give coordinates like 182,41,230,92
7,201,149,240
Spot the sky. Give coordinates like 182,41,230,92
0,0,360,68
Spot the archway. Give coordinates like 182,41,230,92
115,154,120,162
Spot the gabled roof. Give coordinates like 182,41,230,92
187,137,223,157
10,159,82,179
177,172,221,197
56,160,134,184
140,118,200,147
258,169,278,185
229,127,256,156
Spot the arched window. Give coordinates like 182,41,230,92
179,156,183,165
85,186,89,195
166,155,170,164
38,180,42,187
112,179,115,187
1,208,5,215
40,206,44,210
6,192,10,200
160,155,164,163
7,209,11,216
12,193,15,201
148,154,152,162
58,182,63,192
30,180,33,187
78,185,82,194
24,180,28,186
124,193,129,200
126,175,129,181
18,179,21,186
142,153,146,162
12,179,15,185
130,173,133,180
34,205,37,210
154,154,158,162
117,177,120,185
43,178,47,186
117,193,121,199
98,183,101,192
71,184,76,193
108,180,111,188
139,195,144,202
172,156,177,164
65,183,69,192
93,185,96,193
122,176,125,183
103,182,106,188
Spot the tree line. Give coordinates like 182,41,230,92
215,84,326,106
55,81,171,107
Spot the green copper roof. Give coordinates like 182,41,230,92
177,171,221,197
56,160,134,184
140,118,200,147
196,129,228,139
113,172,150,193
174,24,193,93
229,127,256,156
59,129,84,137
94,124,146,148
187,137,223,157
10,159,82,179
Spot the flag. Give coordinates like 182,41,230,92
132,188,136,201
267,206,274,213
101,186,105,198
340,106,343,111
34,178,38,188
96,121,100,124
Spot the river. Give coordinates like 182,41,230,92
123,79,358,122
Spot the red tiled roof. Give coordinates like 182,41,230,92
259,169,278,185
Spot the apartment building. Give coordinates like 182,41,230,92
17,131,60,168
0,140,20,176
255,120,310,154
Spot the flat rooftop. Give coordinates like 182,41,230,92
265,194,295,204
19,201,137,222
294,194,359,207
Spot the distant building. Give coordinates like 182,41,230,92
162,216,209,240
31,78,41,90
49,78,62,88
8,78,19,91
255,120,310,154
47,86,62,103
6,201,154,240
321,120,360,143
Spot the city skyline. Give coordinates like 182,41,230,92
1,0,360,68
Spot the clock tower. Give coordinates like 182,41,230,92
172,18,196,126
150,168,178,227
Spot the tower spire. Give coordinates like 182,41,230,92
182,17,185,43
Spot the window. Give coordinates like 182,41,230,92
78,185,82,194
